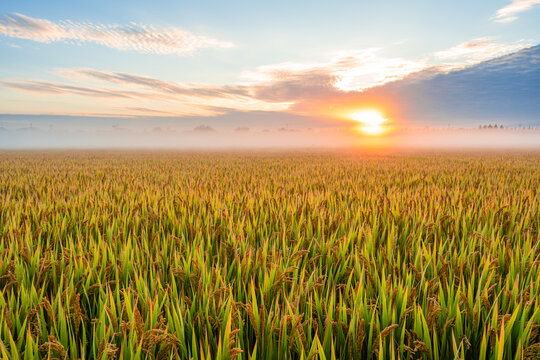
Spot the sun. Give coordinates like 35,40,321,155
350,110,389,135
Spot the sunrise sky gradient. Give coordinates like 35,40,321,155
0,0,539,145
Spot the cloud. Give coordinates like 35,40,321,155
242,44,540,124
250,68,338,102
1,80,135,98
58,68,251,98
0,13,234,55
242,49,429,93
1,69,292,117
1,40,538,126
54,68,293,113
493,0,540,23
332,50,428,91
245,39,534,102
356,45,540,125
434,38,534,63
3,49,432,119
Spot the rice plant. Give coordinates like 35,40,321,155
0,151,538,359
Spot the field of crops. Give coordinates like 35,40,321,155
0,151,538,359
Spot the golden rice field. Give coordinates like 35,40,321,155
0,151,538,360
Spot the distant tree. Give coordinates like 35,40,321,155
500,125,504,129
193,125,216,132
494,124,498,129
488,124,493,129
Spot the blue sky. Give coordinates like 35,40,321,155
0,0,539,132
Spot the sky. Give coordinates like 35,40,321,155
0,0,539,144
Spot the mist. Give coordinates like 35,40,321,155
1,125,538,151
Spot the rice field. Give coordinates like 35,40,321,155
0,151,538,359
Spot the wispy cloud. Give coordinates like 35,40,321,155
1,70,291,117
434,38,533,64
0,13,234,55
1,80,137,98
493,0,540,23
58,68,250,98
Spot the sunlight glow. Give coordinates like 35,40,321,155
350,110,389,135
